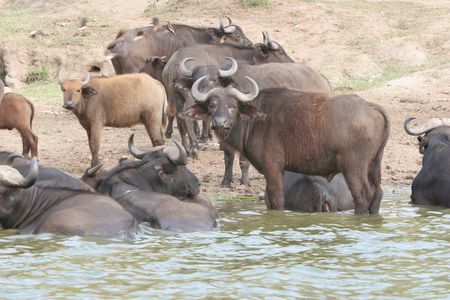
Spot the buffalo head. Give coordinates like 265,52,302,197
128,134,200,198
140,56,168,82
185,60,261,139
0,157,38,217
404,117,450,154
215,16,253,47
254,32,294,63
58,71,97,111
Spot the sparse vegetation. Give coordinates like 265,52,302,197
242,0,268,8
20,81,61,105
25,66,50,83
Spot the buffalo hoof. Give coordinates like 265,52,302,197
164,130,173,139
221,179,232,188
199,135,209,144
240,178,251,186
189,148,199,160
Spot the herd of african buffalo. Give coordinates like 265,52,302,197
0,17,448,238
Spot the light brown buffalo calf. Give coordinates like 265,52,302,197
0,80,38,157
58,72,167,167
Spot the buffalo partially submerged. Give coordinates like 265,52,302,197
278,172,354,212
404,117,450,207
0,80,38,158
186,78,390,214
82,135,217,232
181,57,332,187
58,72,167,167
0,156,137,237
107,16,253,74
162,33,294,157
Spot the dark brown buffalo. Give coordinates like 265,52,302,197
186,79,390,214
58,72,167,167
82,135,217,232
162,34,294,157
0,80,38,158
404,117,450,207
0,157,138,238
277,172,354,212
107,17,252,75
182,58,332,187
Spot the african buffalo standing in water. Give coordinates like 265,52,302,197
58,72,167,167
162,33,294,157
82,135,217,232
0,156,137,237
404,117,450,207
0,80,38,158
186,77,390,214
107,16,253,74
180,57,332,187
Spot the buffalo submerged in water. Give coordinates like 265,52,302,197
82,135,218,232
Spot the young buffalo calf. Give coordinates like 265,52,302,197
58,72,167,167
0,80,38,157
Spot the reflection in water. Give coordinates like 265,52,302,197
0,187,449,298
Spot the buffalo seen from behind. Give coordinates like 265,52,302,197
58,72,167,167
0,154,138,238
160,33,294,157
404,117,450,207
0,80,38,158
82,134,217,232
107,16,253,75
186,70,390,214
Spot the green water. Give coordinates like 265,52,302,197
0,187,448,299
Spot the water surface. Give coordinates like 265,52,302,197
0,187,448,299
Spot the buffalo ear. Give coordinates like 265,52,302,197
184,103,209,120
417,136,428,154
239,104,266,120
82,86,98,98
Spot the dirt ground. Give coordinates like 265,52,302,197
0,0,449,197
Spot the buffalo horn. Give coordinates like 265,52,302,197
191,75,219,102
404,116,450,136
0,157,38,188
265,31,279,50
219,57,238,77
262,31,268,46
6,153,24,165
80,72,90,86
180,57,195,78
164,140,187,165
128,134,146,159
0,80,4,102
85,163,103,177
229,76,259,103
57,69,64,85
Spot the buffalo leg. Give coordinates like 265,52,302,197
239,155,251,186
221,146,235,188
194,120,200,138
184,119,199,159
165,116,175,139
87,123,102,167
143,117,164,147
20,130,38,158
343,168,375,215
264,168,285,210
177,116,190,154
200,117,212,143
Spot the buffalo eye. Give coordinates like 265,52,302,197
62,88,66,92
77,89,81,93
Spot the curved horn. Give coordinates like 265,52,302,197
229,76,259,103
404,116,450,136
265,31,279,50
262,31,268,46
179,57,195,78
0,157,38,188
85,163,103,177
224,25,236,34
57,69,64,85
219,57,238,77
219,16,225,32
164,139,187,166
191,75,218,102
6,153,24,165
80,72,90,86
0,80,4,102
128,134,146,159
